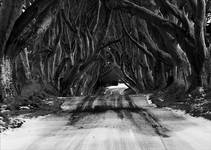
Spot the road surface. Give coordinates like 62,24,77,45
1,89,211,150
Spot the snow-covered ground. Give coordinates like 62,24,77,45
1,91,211,150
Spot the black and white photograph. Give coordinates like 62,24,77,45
0,0,211,149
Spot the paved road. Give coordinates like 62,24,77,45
1,90,211,150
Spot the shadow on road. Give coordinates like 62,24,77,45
124,95,170,137
65,92,171,137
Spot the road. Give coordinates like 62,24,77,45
1,89,211,150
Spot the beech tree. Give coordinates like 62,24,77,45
0,0,211,100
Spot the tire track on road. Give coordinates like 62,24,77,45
124,95,170,138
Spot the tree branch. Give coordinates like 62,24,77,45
119,12,155,60
5,0,59,48
61,9,77,34
92,0,102,34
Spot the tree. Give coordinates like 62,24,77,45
0,0,211,100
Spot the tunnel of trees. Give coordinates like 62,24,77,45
0,0,211,103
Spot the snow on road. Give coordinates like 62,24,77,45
1,91,211,150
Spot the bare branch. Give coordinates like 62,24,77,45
61,9,77,33
97,37,122,52
119,12,155,60
92,0,102,34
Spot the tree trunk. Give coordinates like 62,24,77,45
0,57,16,100
0,0,24,100
20,48,31,80
153,61,166,89
189,62,203,91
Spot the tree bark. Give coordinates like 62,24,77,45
0,0,23,100
0,57,16,100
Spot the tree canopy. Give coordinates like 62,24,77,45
0,0,211,100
